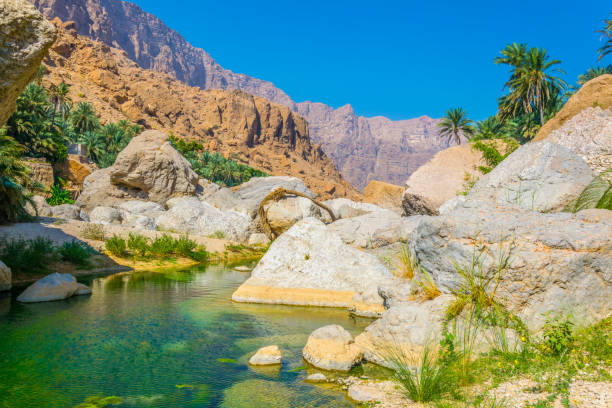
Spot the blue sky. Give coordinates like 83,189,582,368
130,0,610,121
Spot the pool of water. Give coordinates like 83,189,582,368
0,264,377,407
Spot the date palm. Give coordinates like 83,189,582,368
70,102,99,134
598,13,612,61
438,108,474,145
49,82,71,124
578,65,612,85
499,48,566,125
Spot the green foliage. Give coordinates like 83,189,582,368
385,343,453,402
438,107,474,145
470,139,518,174
0,128,34,223
541,315,574,356
564,169,612,212
216,358,238,364
597,13,612,61
57,240,94,267
0,237,57,274
170,135,267,186
149,234,178,257
127,232,149,257
82,223,105,241
105,235,127,257
46,183,74,206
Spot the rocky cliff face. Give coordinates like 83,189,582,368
42,21,358,199
33,0,447,190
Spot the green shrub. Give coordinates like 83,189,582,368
187,247,209,262
82,223,105,241
105,235,127,257
149,234,177,257
0,237,57,273
47,183,74,206
540,314,574,356
175,235,197,257
127,233,149,257
58,240,94,267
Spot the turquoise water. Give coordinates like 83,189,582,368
0,265,375,407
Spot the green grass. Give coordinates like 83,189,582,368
57,240,95,268
105,233,208,263
105,235,127,257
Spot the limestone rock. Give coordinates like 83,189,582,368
401,192,439,216
347,381,396,403
0,0,56,125
326,210,407,248
17,273,91,303
232,218,395,316
323,198,385,219
248,345,282,366
75,167,149,212
302,325,363,372
262,196,329,237
232,176,314,218
24,195,52,217
467,141,594,212
117,200,164,218
535,74,612,141
304,373,327,383
109,130,199,203
23,158,54,190
54,154,97,185
247,233,270,246
89,206,122,225
408,200,612,330
545,107,612,174
0,261,11,292
363,180,404,212
121,213,155,230
49,204,81,220
156,197,250,241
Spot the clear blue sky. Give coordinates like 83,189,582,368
130,0,610,121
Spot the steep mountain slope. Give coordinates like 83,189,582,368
33,0,448,190
42,20,358,199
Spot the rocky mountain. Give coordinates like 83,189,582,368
42,20,358,199
32,0,448,190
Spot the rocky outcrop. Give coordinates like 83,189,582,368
0,261,11,292
23,158,54,190
263,196,330,237
535,74,612,141
297,103,446,190
232,176,314,218
39,21,358,200
323,198,384,219
231,218,395,316
75,168,148,212
408,201,612,330
248,345,282,366
110,130,199,202
54,154,97,186
302,325,363,372
467,141,594,213
401,192,439,216
363,180,404,212
404,143,487,209
544,107,612,174
17,272,92,303
0,0,56,125
49,204,81,220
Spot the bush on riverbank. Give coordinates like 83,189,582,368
105,233,209,263
0,237,95,273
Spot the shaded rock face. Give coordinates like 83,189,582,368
535,74,612,141
0,261,11,292
23,158,54,189
363,180,404,212
54,154,97,186
467,141,594,213
16,273,91,303
401,192,439,216
75,167,148,212
545,107,612,174
302,325,363,372
408,201,612,330
39,21,357,200
263,196,329,237
110,130,199,202
232,217,395,316
0,0,56,125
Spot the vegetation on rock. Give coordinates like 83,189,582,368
105,233,208,263
563,168,612,212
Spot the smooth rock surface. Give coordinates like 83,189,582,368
17,273,91,303
248,345,282,366
262,196,329,237
247,233,270,247
363,180,404,212
323,198,385,219
0,0,56,125
50,204,81,220
302,325,363,372
467,141,594,212
326,210,406,248
232,176,314,218
0,261,11,292
89,206,123,225
75,167,149,212
232,218,395,316
304,373,327,383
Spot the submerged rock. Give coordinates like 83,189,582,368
0,261,11,292
302,325,363,372
17,273,92,303
232,218,395,316
304,373,327,383
248,345,282,366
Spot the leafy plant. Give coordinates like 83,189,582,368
57,240,94,267
149,234,177,257
127,232,149,257
0,128,34,223
105,235,127,257
46,183,74,206
470,139,518,174
597,13,612,61
564,168,612,212
541,314,574,356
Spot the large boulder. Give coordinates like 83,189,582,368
24,195,52,217
17,273,91,303
302,325,363,371
75,167,149,212
232,176,314,218
156,196,250,241
49,204,81,220
363,180,404,212
401,192,439,216
409,200,612,330
110,130,199,203
54,154,97,186
323,198,385,219
544,107,612,174
232,217,396,316
326,210,416,248
262,195,330,237
0,261,11,292
89,206,123,225
0,0,56,125
467,141,594,212
535,74,612,141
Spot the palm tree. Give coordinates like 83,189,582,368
473,116,510,140
598,13,612,61
0,128,32,223
494,43,528,73
49,82,71,124
499,48,566,125
70,102,99,134
79,130,105,162
438,108,474,145
578,65,612,85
